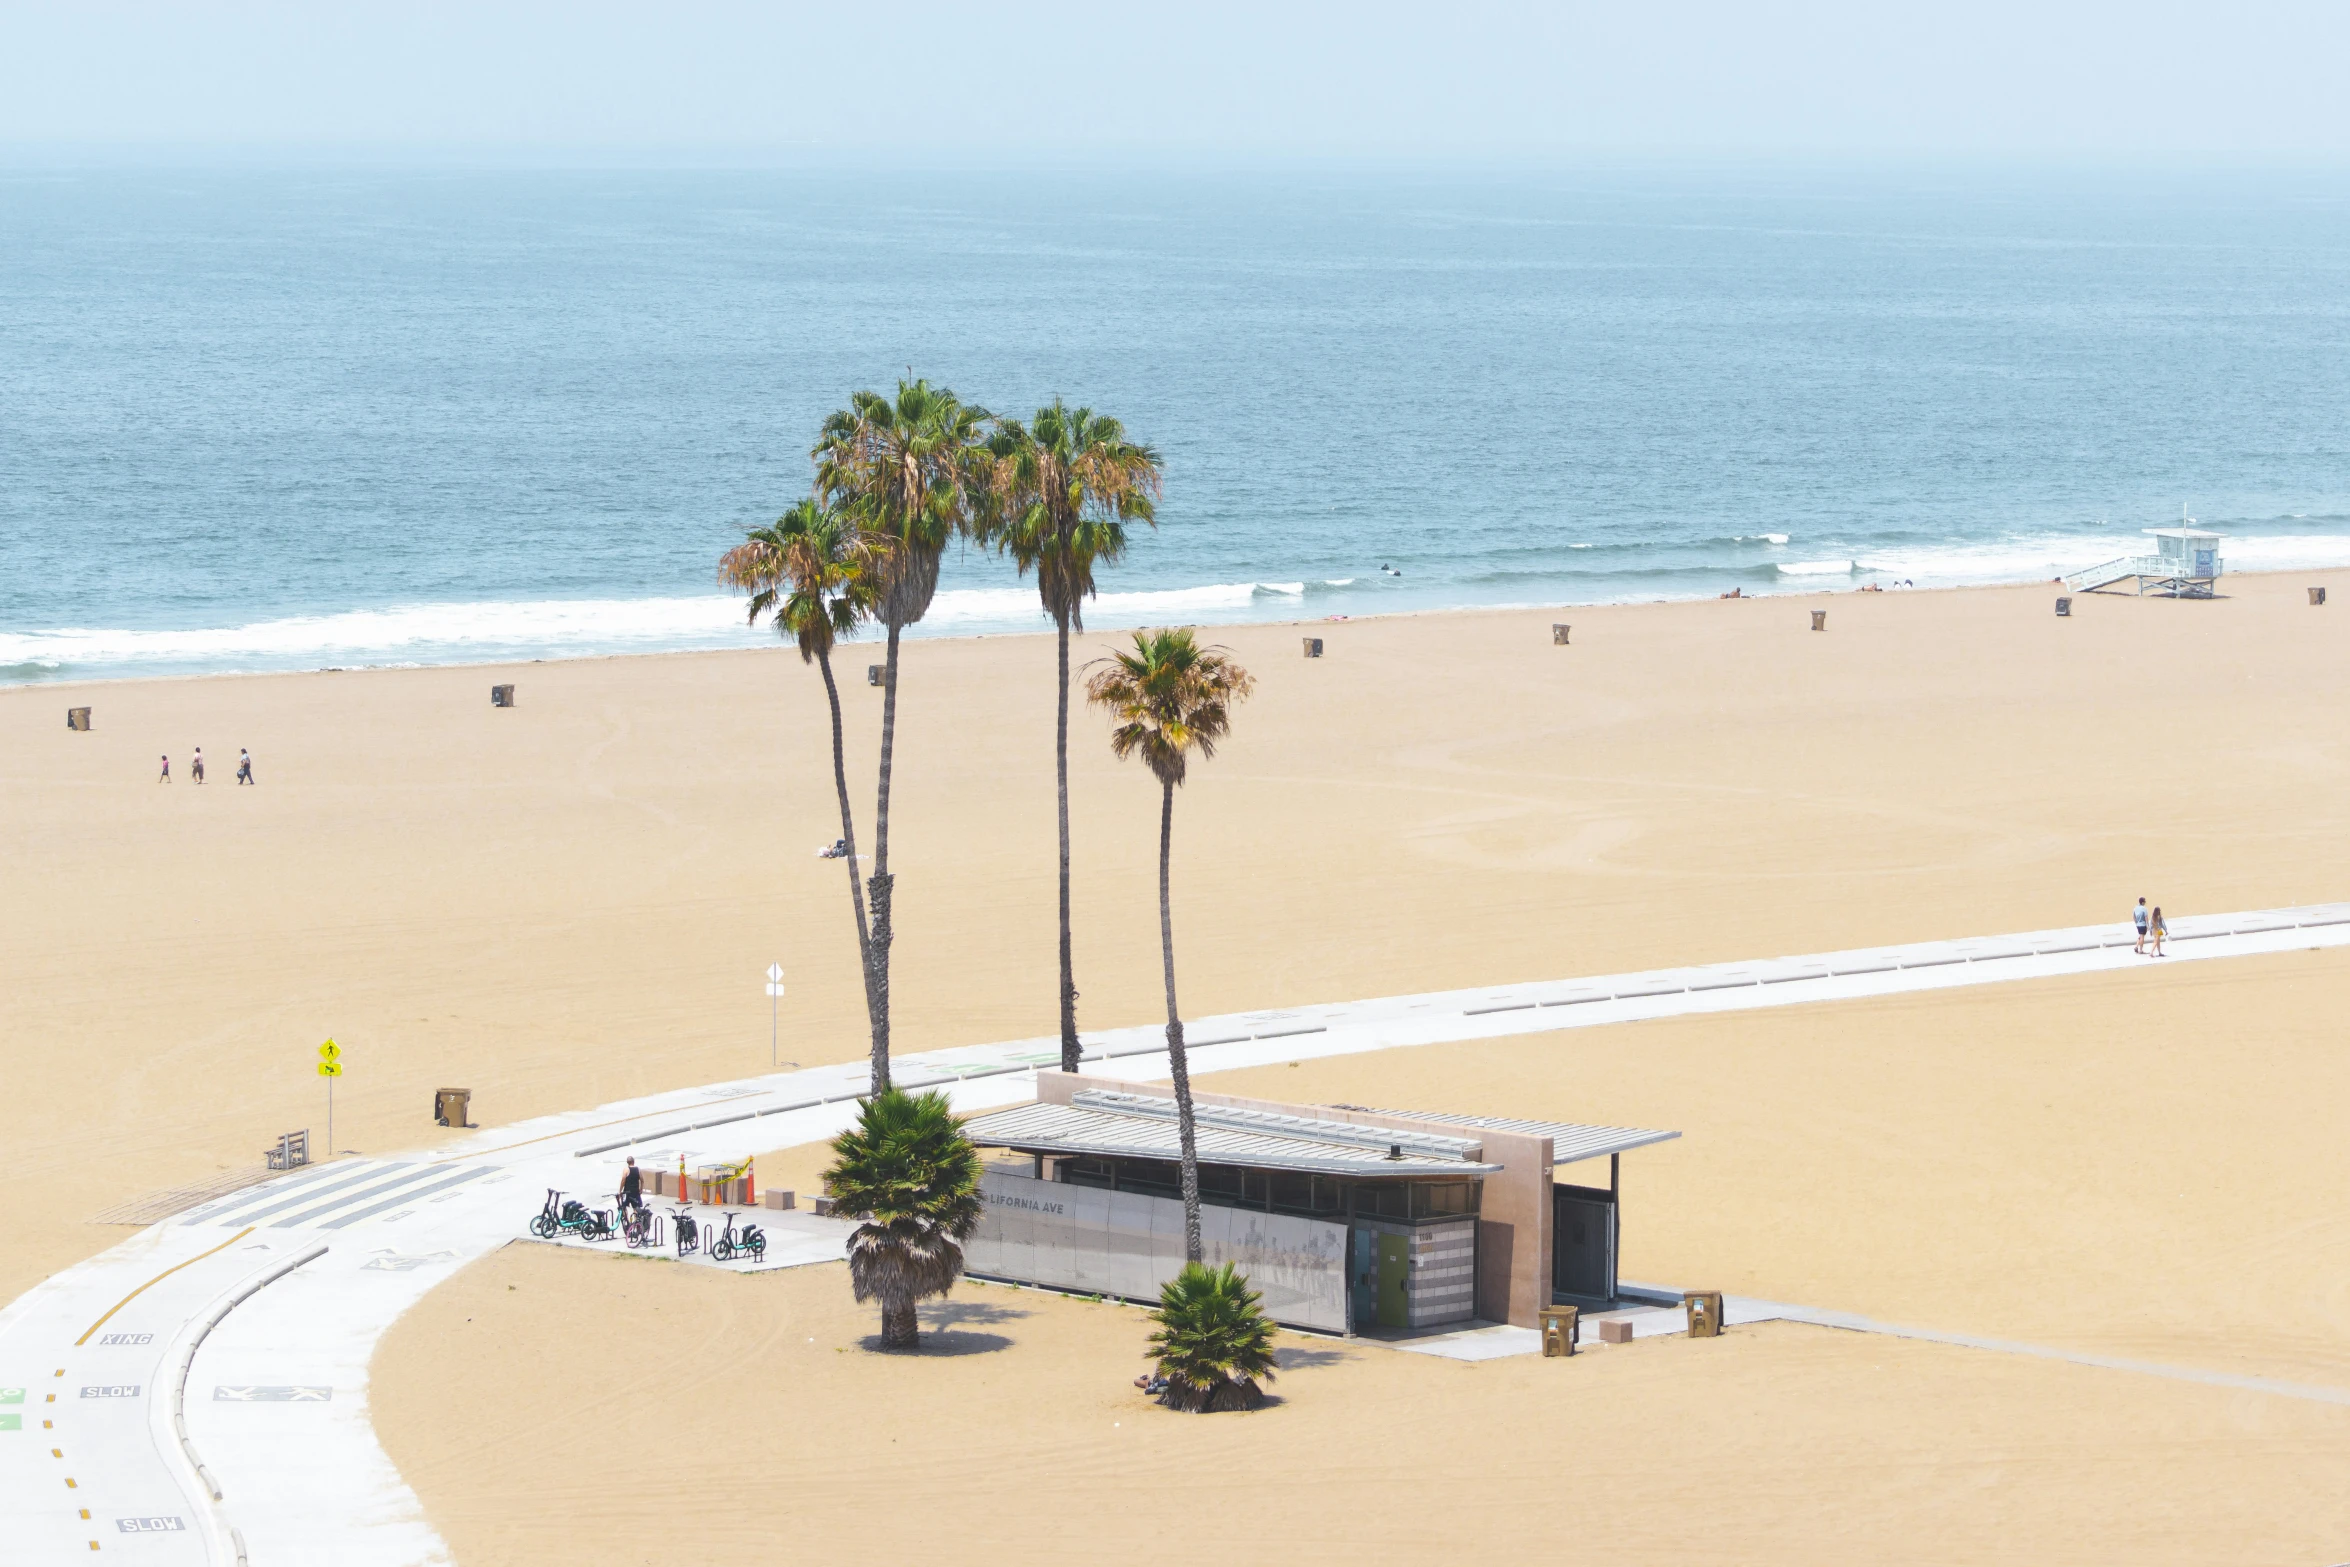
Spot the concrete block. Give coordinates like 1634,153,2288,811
1596,1319,1634,1344
761,1189,796,1211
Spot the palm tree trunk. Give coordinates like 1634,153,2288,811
815,649,877,1026
865,619,903,1096
1055,611,1080,1072
1158,778,1203,1264
881,1291,919,1350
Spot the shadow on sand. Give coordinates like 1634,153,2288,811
854,1296,1034,1355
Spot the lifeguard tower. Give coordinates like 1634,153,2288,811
2064,524,2224,598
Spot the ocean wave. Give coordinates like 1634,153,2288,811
0,596,762,668
0,580,1358,675
1737,533,1792,545
1776,559,1859,576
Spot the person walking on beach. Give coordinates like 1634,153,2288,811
2133,896,2150,955
235,748,254,786
2149,905,2168,957
158,754,170,784
191,747,205,784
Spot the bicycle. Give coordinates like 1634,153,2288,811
708,1211,766,1264
621,1202,664,1250
672,1208,700,1258
527,1189,608,1241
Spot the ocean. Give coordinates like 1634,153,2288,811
3,161,2347,683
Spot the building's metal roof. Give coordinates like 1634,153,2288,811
1071,1089,1485,1160
961,1101,1503,1179
1330,1106,1681,1166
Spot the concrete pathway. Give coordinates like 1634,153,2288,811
6,901,2349,1562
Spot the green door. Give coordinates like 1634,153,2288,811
1376,1232,1409,1328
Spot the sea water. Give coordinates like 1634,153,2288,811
3,161,2347,683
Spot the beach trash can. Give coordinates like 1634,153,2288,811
2055,597,2072,617
1683,1290,1725,1338
490,684,515,708
434,1088,472,1128
2313,587,2328,606
1539,1305,1578,1357
65,707,91,731
1810,610,1827,632
867,664,884,686
1552,623,1570,645
1302,637,1324,658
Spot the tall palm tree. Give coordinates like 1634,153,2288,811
824,1087,984,1351
719,498,879,1040
1085,628,1255,1263
984,402,1162,1073
813,379,992,1091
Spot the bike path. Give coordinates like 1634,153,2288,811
7,900,2350,1563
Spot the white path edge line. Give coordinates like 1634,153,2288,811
9,901,2350,1565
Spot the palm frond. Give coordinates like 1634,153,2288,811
1084,628,1255,789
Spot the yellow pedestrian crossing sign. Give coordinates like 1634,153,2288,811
317,1061,342,1078
318,1039,341,1063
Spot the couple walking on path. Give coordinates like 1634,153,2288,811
157,746,254,784
2134,896,2168,956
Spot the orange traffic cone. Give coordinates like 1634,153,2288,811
745,1157,757,1206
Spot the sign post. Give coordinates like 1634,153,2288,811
317,1040,342,1154
764,963,786,1068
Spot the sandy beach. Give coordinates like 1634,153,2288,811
10,571,2350,1559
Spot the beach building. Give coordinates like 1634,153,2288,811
2063,526,2225,598
959,1071,1677,1335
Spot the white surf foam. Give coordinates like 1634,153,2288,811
0,595,764,669
0,579,1346,675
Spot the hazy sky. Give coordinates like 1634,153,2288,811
2,1,2346,159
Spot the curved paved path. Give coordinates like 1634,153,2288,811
6,901,2348,1563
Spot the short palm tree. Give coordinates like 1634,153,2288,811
814,379,991,1092
1146,1262,1278,1412
720,498,880,1033
983,402,1162,1073
1085,628,1255,1263
823,1088,985,1350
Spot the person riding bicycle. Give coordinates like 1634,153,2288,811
618,1156,644,1217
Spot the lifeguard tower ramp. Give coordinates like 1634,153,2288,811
2063,527,2224,598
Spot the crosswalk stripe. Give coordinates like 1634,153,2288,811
268,1166,451,1229
227,1162,412,1225
319,1167,493,1229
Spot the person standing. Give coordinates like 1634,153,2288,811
2149,905,2168,957
158,754,170,783
236,748,254,786
619,1156,644,1217
191,747,205,785
2133,896,2150,955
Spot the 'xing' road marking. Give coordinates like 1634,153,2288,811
76,1227,255,1346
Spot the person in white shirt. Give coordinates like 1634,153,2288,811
2133,897,2149,955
